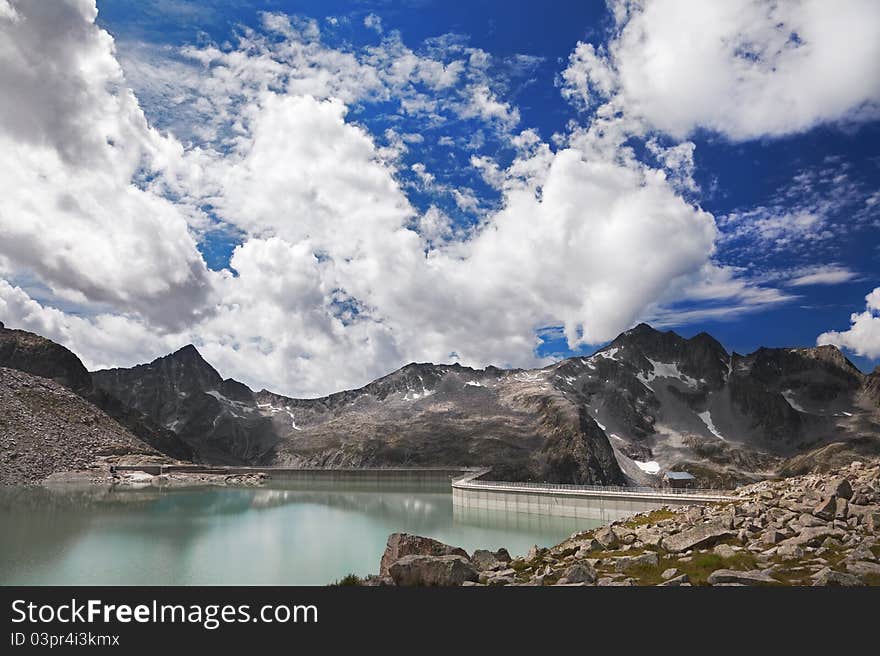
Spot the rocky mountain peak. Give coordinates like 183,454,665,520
787,344,862,376
168,343,211,366
150,343,223,390
0,323,93,394
604,322,729,388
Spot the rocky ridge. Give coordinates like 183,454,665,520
0,323,192,461
369,460,880,586
3,320,880,486
0,367,164,485
90,322,880,486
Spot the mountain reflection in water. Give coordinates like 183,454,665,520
0,483,599,585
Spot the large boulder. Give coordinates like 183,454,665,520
471,549,511,571
614,552,659,572
812,495,837,520
812,568,864,587
388,555,478,586
845,560,880,578
824,478,853,500
380,533,470,576
780,526,846,548
558,563,597,584
595,526,619,550
707,569,778,585
661,522,735,553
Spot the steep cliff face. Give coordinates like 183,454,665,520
0,367,159,485
864,367,880,406
255,363,626,484
518,325,873,485
0,324,192,461
91,346,278,465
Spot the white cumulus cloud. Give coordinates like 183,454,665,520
818,288,880,359
562,0,880,140
0,0,800,397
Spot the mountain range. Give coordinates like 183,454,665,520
1,320,879,486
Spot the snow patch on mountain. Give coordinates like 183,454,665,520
257,402,302,430
645,359,702,388
782,390,807,413
698,409,725,441
634,460,661,474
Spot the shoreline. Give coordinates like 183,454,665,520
367,459,880,586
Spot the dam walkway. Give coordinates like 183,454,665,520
452,469,737,521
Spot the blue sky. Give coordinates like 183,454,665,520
98,0,879,363
0,1,878,396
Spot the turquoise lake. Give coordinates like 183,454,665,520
0,481,600,585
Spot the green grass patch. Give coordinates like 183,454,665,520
511,558,542,573
623,509,679,528
331,573,363,586
862,573,880,586
614,549,764,586
677,551,761,585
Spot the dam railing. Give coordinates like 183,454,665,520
451,468,736,520
456,478,735,498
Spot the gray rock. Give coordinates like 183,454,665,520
596,577,636,586
707,569,778,585
574,538,603,556
561,562,597,584
796,513,827,528
613,552,659,572
485,575,515,586
760,529,785,545
813,495,837,521
380,533,470,576
662,522,735,553
776,543,805,560
361,575,394,586
493,548,512,563
595,526,619,550
472,549,506,571
845,560,880,577
713,544,738,559
811,568,864,587
658,574,690,586
388,555,478,586
685,507,704,522
824,478,853,500
635,530,664,548
780,526,846,548
661,567,680,580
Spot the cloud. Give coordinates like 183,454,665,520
0,1,797,397
786,265,859,287
717,161,879,263
817,288,880,359
561,0,880,141
363,13,383,34
0,0,213,329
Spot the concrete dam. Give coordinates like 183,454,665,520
452,470,735,522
